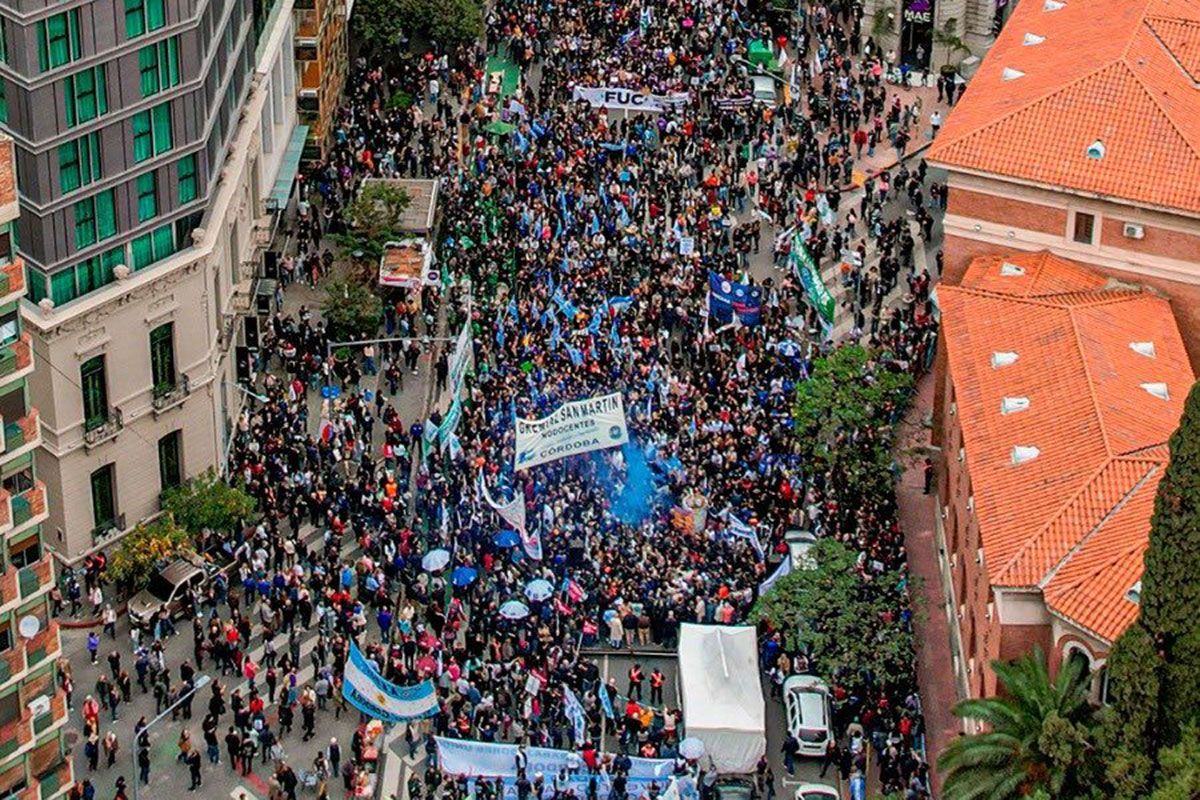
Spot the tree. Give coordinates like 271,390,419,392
331,182,413,266
160,468,256,535
107,517,191,593
321,277,383,342
751,539,915,696
354,0,482,53
937,648,1095,800
1149,725,1200,800
352,0,408,56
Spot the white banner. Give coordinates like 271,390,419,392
478,473,539,559
449,317,474,398
759,556,792,596
572,86,690,112
435,738,672,782
514,392,629,471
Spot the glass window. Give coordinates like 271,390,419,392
158,431,182,489
136,171,157,223
25,267,46,304
58,133,101,193
0,311,16,346
0,19,7,65
36,10,81,72
75,254,113,295
89,464,116,530
177,154,197,203
131,224,174,270
130,233,152,270
49,270,75,305
151,225,173,259
132,103,172,162
138,39,180,98
125,0,165,39
1073,212,1096,244
73,190,116,249
149,322,175,392
64,66,108,128
80,355,108,430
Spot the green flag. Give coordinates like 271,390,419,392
792,236,836,326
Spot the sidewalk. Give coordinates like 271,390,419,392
895,374,960,797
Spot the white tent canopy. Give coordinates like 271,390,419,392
677,623,766,774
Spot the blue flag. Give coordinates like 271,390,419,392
708,271,763,326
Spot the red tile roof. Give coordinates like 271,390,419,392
940,251,1193,644
928,0,1200,214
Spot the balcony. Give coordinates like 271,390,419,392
83,408,122,449
91,512,126,545
152,375,190,416
0,259,25,306
9,482,46,533
0,334,32,388
1,409,39,459
24,622,61,674
16,557,53,603
36,759,74,800
30,692,66,737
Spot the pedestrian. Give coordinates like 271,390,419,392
187,748,203,790
87,632,100,664
103,730,120,768
781,733,800,776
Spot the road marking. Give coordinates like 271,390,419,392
231,786,261,800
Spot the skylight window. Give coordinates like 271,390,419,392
1001,397,1030,415
1023,33,1046,45
1002,67,1026,81
1000,262,1026,276
1130,341,1157,358
1012,445,1041,465
992,352,1019,369
1141,382,1169,400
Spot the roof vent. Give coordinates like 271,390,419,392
1087,139,1106,159
1002,67,1026,81
1012,445,1041,465
991,351,1019,369
1126,580,1142,604
1141,382,1170,400
1130,341,1157,358
999,262,1026,276
1023,33,1046,45
1043,0,1065,9
1001,397,1031,415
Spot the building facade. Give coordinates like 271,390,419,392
0,135,73,800
7,0,300,562
935,250,1193,713
294,0,345,160
862,0,1001,72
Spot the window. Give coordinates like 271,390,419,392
132,103,172,162
177,154,197,203
89,464,116,531
1073,212,1096,244
0,79,7,125
150,322,175,392
136,172,158,223
0,311,15,346
36,10,81,72
130,224,174,270
125,0,165,39
58,133,101,193
73,190,116,249
138,37,180,98
64,66,108,127
158,430,181,489
80,355,108,430
0,19,7,65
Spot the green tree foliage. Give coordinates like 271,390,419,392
160,468,256,535
332,182,413,264
751,539,915,696
107,517,191,592
937,648,1095,800
321,277,383,341
1149,724,1200,800
353,0,482,53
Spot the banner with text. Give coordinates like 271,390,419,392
449,318,475,398
514,392,629,471
572,86,690,113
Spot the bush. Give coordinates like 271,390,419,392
108,517,191,593
322,277,383,342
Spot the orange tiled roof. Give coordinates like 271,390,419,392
940,251,1194,644
928,0,1200,214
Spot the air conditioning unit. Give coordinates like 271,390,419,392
1123,222,1145,240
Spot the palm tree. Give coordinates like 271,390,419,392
937,647,1095,800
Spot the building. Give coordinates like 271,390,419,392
1,0,303,561
295,0,346,160
0,135,74,800
928,0,1200,359
935,250,1194,708
861,0,1001,72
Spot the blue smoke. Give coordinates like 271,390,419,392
594,441,665,525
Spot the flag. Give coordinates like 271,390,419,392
597,682,615,719
565,343,584,366
507,296,519,322
343,642,439,722
495,308,506,348
561,577,585,602
562,684,587,744
608,296,634,314
728,513,764,560
610,320,622,353
759,556,792,595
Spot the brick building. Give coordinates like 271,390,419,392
295,0,346,160
928,0,1200,362
935,250,1193,709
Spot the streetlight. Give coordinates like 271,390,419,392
132,672,213,800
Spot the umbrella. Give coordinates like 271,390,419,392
452,566,479,587
679,738,705,760
421,549,451,572
494,530,521,548
524,579,554,601
499,600,530,620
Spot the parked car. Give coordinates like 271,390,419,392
751,75,777,105
713,777,757,800
784,530,818,570
128,553,213,626
783,675,834,757
793,785,838,800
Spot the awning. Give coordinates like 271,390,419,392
268,124,309,210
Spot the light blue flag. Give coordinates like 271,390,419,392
565,343,584,366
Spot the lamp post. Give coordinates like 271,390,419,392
132,672,213,800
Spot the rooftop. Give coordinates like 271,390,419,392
940,250,1194,644
928,0,1200,214
361,178,441,234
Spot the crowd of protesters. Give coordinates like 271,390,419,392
57,0,950,798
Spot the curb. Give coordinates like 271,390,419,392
56,601,128,630
837,140,935,193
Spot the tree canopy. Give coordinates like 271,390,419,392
160,468,256,535
108,516,192,593
321,276,383,342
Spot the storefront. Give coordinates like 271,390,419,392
901,0,934,68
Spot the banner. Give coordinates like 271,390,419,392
343,642,439,722
448,317,474,398
728,514,764,560
439,396,463,450
759,556,792,596
514,392,629,471
435,738,673,788
791,236,835,326
708,272,763,326
572,86,690,113
562,684,587,744
478,474,539,560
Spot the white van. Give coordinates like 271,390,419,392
752,75,777,106
783,674,834,757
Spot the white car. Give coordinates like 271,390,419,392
783,674,834,757
793,785,838,800
785,530,818,570
751,75,777,105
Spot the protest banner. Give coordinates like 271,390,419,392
514,392,629,471
343,642,439,722
572,86,690,112
707,272,763,326
791,235,835,326
449,317,474,397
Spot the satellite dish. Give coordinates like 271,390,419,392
18,616,39,640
